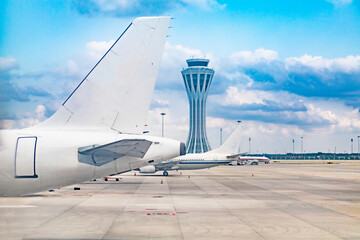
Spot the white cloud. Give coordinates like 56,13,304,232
214,86,303,108
220,86,274,105
154,99,170,107
18,105,47,128
76,0,225,17
206,116,228,128
35,105,46,120
0,105,50,129
229,48,279,66
161,42,209,68
146,106,189,141
285,54,360,73
150,98,170,109
0,57,18,72
0,120,15,129
181,0,226,10
65,60,80,76
86,40,115,59
306,104,337,123
326,0,353,7
40,40,116,100
336,109,360,131
89,0,131,12
207,86,354,134
304,103,338,131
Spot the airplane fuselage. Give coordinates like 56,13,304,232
138,152,234,174
176,160,231,170
173,153,232,170
0,128,181,196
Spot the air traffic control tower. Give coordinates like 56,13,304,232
182,58,214,153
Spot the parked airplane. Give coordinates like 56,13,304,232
138,124,243,176
0,16,185,196
238,156,270,165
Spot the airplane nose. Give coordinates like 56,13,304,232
180,142,186,156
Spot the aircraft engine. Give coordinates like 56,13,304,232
139,165,156,173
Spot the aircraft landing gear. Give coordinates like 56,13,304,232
163,171,169,176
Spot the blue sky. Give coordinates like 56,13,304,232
1,0,360,153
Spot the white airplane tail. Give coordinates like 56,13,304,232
210,124,242,154
39,17,171,134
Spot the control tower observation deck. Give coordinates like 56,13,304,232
181,58,214,153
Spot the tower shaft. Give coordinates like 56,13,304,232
182,59,214,153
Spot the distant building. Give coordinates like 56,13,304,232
182,58,214,153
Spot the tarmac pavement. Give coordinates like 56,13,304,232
1,163,359,239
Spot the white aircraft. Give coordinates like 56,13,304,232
238,156,270,165
138,124,244,176
0,16,185,197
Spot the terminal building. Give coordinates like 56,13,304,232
181,59,214,153
263,152,360,160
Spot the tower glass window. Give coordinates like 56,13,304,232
199,74,205,91
205,74,211,92
186,74,192,91
192,74,198,91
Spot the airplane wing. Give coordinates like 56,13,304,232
226,152,247,159
78,139,152,166
39,17,171,134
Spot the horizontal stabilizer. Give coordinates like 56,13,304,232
78,139,152,166
226,152,247,159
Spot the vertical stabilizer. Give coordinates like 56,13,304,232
210,124,242,154
39,17,171,134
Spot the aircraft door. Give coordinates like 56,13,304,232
15,137,38,178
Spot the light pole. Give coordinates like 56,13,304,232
292,139,295,154
220,128,223,145
351,138,353,154
160,112,166,137
237,121,242,153
249,137,251,154
301,136,303,159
